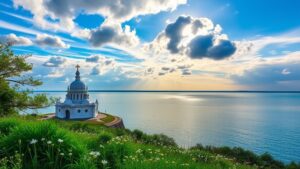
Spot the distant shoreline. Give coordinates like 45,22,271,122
32,90,300,93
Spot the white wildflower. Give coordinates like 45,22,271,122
89,151,100,157
101,160,108,165
30,139,38,144
47,141,52,144
58,139,63,143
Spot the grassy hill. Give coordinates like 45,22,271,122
0,116,299,169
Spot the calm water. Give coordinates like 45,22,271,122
35,92,300,163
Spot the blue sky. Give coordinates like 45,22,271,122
0,0,300,90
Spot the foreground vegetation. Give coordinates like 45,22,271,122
0,116,299,169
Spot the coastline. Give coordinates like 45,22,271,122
39,112,125,128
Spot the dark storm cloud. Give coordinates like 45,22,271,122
165,16,191,53
188,36,236,60
44,0,73,17
89,26,116,47
188,35,214,58
207,40,237,60
162,15,237,60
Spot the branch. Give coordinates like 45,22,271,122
6,79,28,85
5,77,42,86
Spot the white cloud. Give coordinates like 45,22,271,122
43,56,67,67
47,69,65,78
89,22,140,47
0,33,32,46
13,0,186,27
12,0,186,39
35,34,69,48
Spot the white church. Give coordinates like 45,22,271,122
55,65,98,119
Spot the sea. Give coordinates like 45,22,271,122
33,91,300,163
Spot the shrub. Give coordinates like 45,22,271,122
98,132,113,144
259,152,284,169
132,129,143,140
131,129,177,147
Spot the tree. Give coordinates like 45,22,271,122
0,43,55,116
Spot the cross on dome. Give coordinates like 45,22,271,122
76,64,80,70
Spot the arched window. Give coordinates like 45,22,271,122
78,109,81,113
85,109,88,112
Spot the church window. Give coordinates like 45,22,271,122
59,109,60,112
78,109,81,113
85,109,88,112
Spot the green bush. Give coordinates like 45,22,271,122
132,129,143,140
131,129,177,147
98,132,113,144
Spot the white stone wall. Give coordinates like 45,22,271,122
55,104,97,119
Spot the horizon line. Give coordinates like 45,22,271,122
32,90,300,93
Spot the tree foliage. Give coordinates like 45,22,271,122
0,44,55,116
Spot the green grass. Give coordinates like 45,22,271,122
100,113,115,123
0,116,298,169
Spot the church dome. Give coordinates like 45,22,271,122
70,80,86,90
69,64,86,91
